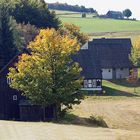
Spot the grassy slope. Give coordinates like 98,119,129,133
83,70,140,99
60,17,140,33
54,10,140,39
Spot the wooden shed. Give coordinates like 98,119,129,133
19,100,56,121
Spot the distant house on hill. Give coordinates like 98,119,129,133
74,38,136,90
106,11,124,19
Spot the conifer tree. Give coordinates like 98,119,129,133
12,0,60,29
0,2,18,68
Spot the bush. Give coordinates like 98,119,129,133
82,13,86,18
88,114,108,127
63,113,77,122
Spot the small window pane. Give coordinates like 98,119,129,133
88,83,92,88
88,80,92,84
7,78,12,85
13,95,17,101
84,80,88,88
92,80,96,87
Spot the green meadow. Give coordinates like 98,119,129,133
61,17,140,33
53,10,140,39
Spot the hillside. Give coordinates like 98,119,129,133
53,10,140,39
61,17,140,33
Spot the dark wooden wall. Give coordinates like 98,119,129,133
0,73,22,120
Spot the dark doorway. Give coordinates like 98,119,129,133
113,68,116,79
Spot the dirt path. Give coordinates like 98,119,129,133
73,99,140,131
0,120,139,140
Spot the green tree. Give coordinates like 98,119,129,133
8,29,83,119
0,1,18,68
11,0,60,29
123,9,132,19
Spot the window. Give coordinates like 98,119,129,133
88,80,92,88
108,69,111,72
92,80,96,87
84,80,88,88
7,78,12,85
84,79,101,88
13,95,17,101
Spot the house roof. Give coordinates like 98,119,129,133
107,11,123,15
73,50,102,79
88,38,133,68
0,54,19,75
74,38,133,79
106,11,124,19
0,48,30,75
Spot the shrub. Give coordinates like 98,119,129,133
82,13,86,18
88,114,108,127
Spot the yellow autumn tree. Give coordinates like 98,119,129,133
130,37,140,67
8,29,83,119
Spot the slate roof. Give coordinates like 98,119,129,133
88,38,133,68
74,38,133,79
73,50,102,79
106,11,124,19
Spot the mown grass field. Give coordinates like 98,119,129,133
53,10,140,39
61,17,140,33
